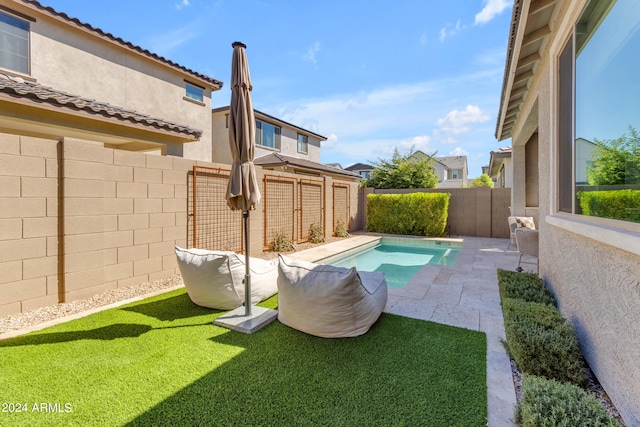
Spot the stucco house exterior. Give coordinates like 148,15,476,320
211,106,359,181
433,156,468,188
0,0,223,161
488,146,512,188
496,0,640,424
411,151,469,188
345,162,374,179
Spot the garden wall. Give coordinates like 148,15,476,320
364,187,511,238
0,134,361,316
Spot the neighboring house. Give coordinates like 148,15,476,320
0,0,223,161
211,106,359,181
325,163,343,169
496,0,640,424
211,107,325,165
410,151,468,188
434,156,468,188
345,162,374,179
575,137,596,185
488,146,512,188
255,153,360,181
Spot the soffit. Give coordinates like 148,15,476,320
496,0,557,141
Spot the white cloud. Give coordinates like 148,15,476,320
475,0,511,25
449,147,469,156
302,42,321,64
175,0,190,10
420,32,428,46
324,134,339,148
439,20,464,42
260,68,502,168
437,105,490,135
146,25,198,55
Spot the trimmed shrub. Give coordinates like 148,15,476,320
578,189,640,222
502,298,587,386
308,223,324,244
516,375,620,427
497,269,555,306
335,219,349,237
366,192,450,236
272,233,294,252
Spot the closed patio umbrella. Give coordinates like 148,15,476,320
226,41,261,317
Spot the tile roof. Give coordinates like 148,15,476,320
254,153,361,179
435,156,468,170
20,0,223,89
345,162,374,171
0,73,203,139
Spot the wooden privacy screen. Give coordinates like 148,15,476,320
332,183,349,234
263,174,325,248
188,166,243,252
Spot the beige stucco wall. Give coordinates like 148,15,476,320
211,109,322,165
507,1,640,423
11,2,216,162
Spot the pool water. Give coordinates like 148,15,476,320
325,239,461,288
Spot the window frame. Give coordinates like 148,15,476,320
549,0,640,256
184,81,205,104
255,120,281,151
297,133,308,154
0,9,32,76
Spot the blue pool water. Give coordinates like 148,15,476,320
324,238,461,288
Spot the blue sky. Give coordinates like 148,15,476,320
43,0,513,178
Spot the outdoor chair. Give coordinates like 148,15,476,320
508,216,536,249
515,228,539,272
277,254,388,338
175,246,278,310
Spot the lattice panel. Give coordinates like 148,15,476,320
189,166,243,251
263,175,296,248
299,179,324,241
333,183,349,234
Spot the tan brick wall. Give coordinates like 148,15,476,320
367,187,511,238
0,133,363,316
0,134,59,316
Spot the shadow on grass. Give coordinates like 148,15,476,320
124,314,488,427
120,292,222,321
0,323,153,347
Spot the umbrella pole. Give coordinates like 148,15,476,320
243,210,251,316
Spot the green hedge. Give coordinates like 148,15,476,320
516,375,620,427
366,192,450,236
502,298,587,386
497,269,556,306
578,189,640,222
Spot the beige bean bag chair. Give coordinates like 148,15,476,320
277,254,388,338
175,246,278,310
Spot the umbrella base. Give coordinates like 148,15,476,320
212,305,278,334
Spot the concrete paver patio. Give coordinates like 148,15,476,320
289,234,521,427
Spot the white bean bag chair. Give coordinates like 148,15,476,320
175,246,278,310
277,254,388,338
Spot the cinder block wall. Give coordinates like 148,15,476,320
0,134,59,316
0,134,362,316
365,187,511,238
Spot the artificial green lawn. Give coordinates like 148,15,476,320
0,289,487,426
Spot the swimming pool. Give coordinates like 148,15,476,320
319,237,461,288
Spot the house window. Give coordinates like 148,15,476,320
256,120,280,150
0,11,30,74
451,170,459,179
185,82,204,103
297,133,308,154
561,0,640,223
